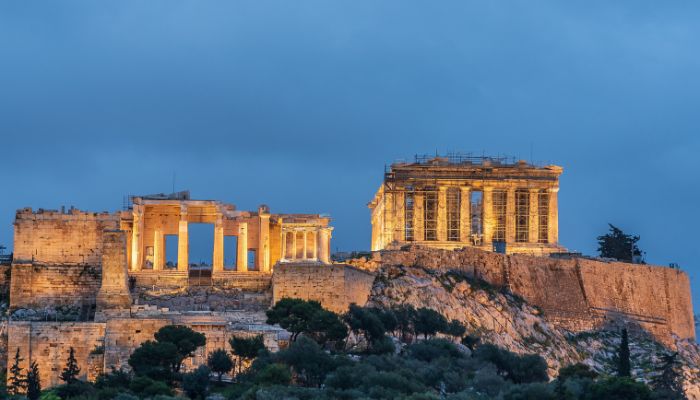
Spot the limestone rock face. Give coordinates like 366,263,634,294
367,264,700,399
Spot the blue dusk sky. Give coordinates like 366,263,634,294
1,2,699,312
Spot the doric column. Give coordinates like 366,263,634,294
302,231,308,260
548,187,559,244
153,227,164,271
177,206,188,271
236,222,248,271
506,188,516,243
130,205,144,271
528,189,540,243
459,187,471,243
258,213,270,272
383,190,394,247
292,231,298,260
312,230,318,260
437,186,447,241
482,187,494,244
281,229,287,260
393,191,405,243
213,216,224,272
413,191,424,242
319,228,331,264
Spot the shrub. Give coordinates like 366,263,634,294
182,365,211,400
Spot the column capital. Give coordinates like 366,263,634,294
549,187,560,193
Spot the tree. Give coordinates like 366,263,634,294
474,344,548,384
307,309,348,346
444,319,466,339
414,308,448,340
584,377,651,400
266,298,323,341
26,361,41,400
207,349,233,382
153,325,206,373
344,304,388,344
60,347,81,384
230,335,266,375
392,304,417,342
8,348,27,396
616,328,631,378
650,352,684,399
276,336,338,387
597,224,643,263
182,365,210,400
128,340,179,381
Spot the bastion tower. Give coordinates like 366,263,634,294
369,154,565,255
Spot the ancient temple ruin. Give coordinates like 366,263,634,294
369,155,564,255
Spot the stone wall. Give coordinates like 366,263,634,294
272,263,376,313
7,322,106,388
13,209,119,265
10,264,101,311
370,246,695,344
9,314,287,389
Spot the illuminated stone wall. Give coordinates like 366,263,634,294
13,209,119,265
367,246,695,344
272,263,375,313
10,264,101,310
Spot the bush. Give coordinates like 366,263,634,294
584,377,652,400
277,336,342,387
414,308,448,339
473,344,548,384
182,365,211,400
129,376,172,398
254,364,292,386
501,382,554,400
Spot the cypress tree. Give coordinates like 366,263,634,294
8,348,27,395
60,347,81,384
617,328,631,377
26,361,41,400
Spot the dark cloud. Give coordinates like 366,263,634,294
1,1,699,310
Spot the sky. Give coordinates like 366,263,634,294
1,1,699,312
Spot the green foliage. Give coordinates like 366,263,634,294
266,298,347,345
557,363,598,382
392,304,418,342
597,224,643,262
54,380,94,399
128,340,179,381
414,307,448,339
649,352,684,400
344,304,393,352
501,382,555,400
445,319,467,339
60,347,81,385
182,365,211,400
583,377,651,400
39,391,62,400
473,344,548,384
276,336,340,387
26,361,41,400
254,363,292,386
230,335,266,375
128,376,172,398
8,348,27,396
207,349,233,382
153,325,206,373
616,329,632,378
461,334,481,351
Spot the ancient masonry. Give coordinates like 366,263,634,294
369,155,564,255
3,156,697,388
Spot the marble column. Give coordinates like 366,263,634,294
213,216,224,272
236,222,248,271
394,191,405,243
459,187,471,243
153,227,164,271
506,188,516,243
312,231,318,260
528,189,540,243
177,206,188,271
258,213,270,272
319,228,331,264
413,192,424,242
482,187,493,245
302,231,308,260
130,205,144,271
437,186,447,241
548,187,559,244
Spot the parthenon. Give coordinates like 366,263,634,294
369,155,564,255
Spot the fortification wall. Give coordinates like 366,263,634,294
272,263,375,313
13,209,119,265
10,264,101,310
7,322,106,388
371,246,695,344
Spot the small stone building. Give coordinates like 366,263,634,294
369,155,565,255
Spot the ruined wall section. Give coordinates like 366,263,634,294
10,264,101,311
13,209,119,265
272,263,375,313
371,246,695,343
7,322,106,388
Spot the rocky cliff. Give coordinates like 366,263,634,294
366,263,700,399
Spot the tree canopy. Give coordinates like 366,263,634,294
597,224,643,263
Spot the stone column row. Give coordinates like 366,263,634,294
397,185,558,246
